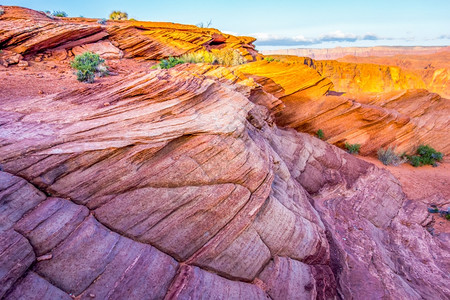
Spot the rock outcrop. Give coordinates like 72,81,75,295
1,5,449,300
235,57,449,155
0,6,259,61
1,64,449,299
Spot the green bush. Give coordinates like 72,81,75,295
264,57,275,62
317,129,324,140
345,142,361,154
377,147,405,166
70,52,108,83
157,57,185,69
109,11,128,20
406,145,443,167
154,49,246,69
52,11,67,17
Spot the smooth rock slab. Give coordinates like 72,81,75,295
165,265,269,300
15,197,89,256
0,171,46,231
0,229,35,298
5,271,71,300
32,213,178,297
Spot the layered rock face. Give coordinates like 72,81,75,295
242,56,450,155
1,66,448,299
0,6,259,63
1,5,449,300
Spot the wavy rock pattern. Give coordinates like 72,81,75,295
0,5,449,300
1,65,448,299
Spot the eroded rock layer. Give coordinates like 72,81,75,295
1,64,449,299
1,5,449,300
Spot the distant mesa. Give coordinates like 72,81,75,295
262,46,450,60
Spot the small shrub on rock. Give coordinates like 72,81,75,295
406,145,443,167
264,57,275,62
70,52,108,83
317,129,325,140
52,11,67,17
345,142,361,154
109,11,128,20
377,147,406,166
157,57,185,69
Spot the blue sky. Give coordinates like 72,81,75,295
2,0,450,50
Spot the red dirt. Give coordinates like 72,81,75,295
361,156,450,235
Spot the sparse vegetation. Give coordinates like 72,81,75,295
377,147,406,166
406,144,443,167
154,49,247,69
70,52,108,83
97,18,107,25
317,129,325,140
264,57,275,62
211,49,245,66
345,142,361,154
157,56,185,69
109,11,128,20
180,50,216,64
52,11,67,17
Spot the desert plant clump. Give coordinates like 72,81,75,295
317,129,325,140
345,142,361,154
406,144,443,167
154,49,247,69
377,147,406,166
156,56,185,69
212,49,245,66
180,50,216,64
264,57,275,62
70,52,108,83
52,11,67,17
109,11,128,20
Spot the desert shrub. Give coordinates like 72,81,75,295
180,50,216,64
0,8,5,16
377,147,406,166
97,18,107,25
345,142,361,154
109,11,128,20
264,57,275,62
211,49,245,66
157,56,185,69
317,129,324,140
52,11,67,17
70,52,108,83
406,144,443,167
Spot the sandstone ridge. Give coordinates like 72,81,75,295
1,6,449,300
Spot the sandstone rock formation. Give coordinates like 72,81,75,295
0,6,259,61
237,57,450,155
1,5,449,300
